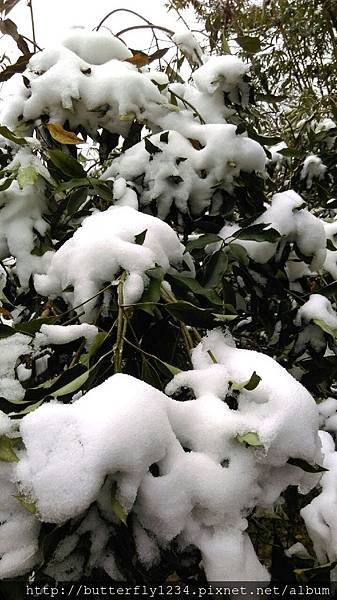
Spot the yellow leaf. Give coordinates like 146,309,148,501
125,52,149,68
0,435,18,462
111,484,127,525
14,494,37,514
47,123,84,145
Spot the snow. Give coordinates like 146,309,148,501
300,155,327,189
301,431,337,563
1,41,167,138
105,124,266,218
36,323,98,349
0,149,52,287
0,416,40,578
213,190,326,269
0,333,31,402
62,29,132,63
295,294,337,330
193,56,250,106
34,205,194,321
4,331,320,581
172,31,203,64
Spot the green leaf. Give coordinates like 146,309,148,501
144,138,162,155
313,319,337,338
17,165,38,189
65,187,88,216
244,371,261,391
236,431,263,447
0,124,27,145
160,131,169,144
236,35,261,53
14,494,37,514
0,436,18,462
164,301,217,328
0,323,16,338
135,229,147,245
230,371,261,391
186,233,222,252
204,249,229,288
287,457,328,473
52,370,89,398
88,332,108,359
0,176,15,191
256,93,286,103
169,274,222,305
230,223,280,243
111,483,127,525
15,316,57,335
138,278,162,315
48,150,86,179
317,281,337,299
229,243,249,265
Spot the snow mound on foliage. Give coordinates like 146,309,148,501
0,414,40,578
7,331,322,581
295,294,337,329
214,190,326,269
34,205,194,321
0,333,31,402
193,55,250,105
1,42,167,136
62,29,132,63
301,431,337,563
0,148,52,286
105,124,266,218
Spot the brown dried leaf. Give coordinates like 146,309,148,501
0,18,29,54
47,123,84,145
0,52,33,82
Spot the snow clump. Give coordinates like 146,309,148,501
1,331,324,581
34,205,194,321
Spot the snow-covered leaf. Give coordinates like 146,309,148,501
17,165,38,189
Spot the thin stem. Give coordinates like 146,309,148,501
96,8,154,31
114,273,127,373
116,24,174,39
27,0,36,49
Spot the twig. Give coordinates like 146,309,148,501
116,24,174,39
114,273,127,373
27,0,36,49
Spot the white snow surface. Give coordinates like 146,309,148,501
295,294,337,330
0,333,31,402
301,431,337,563
36,323,98,349
193,55,250,106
